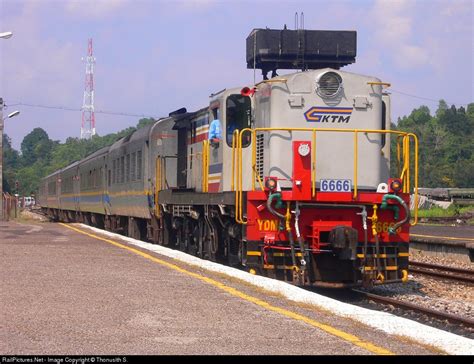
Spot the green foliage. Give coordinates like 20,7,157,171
392,102,474,188
416,205,474,218
2,134,20,193
20,127,54,166
136,117,156,130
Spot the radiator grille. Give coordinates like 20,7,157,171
256,133,265,184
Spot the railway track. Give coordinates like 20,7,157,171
353,289,474,329
409,261,474,284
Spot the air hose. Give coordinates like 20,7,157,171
267,193,298,271
381,194,410,234
267,192,285,220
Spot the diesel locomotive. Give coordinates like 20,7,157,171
38,28,419,288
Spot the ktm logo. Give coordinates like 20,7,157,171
304,106,353,123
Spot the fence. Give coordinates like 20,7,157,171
2,193,18,221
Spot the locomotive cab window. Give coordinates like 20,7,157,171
226,94,251,147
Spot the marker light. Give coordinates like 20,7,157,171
390,179,403,193
265,177,278,191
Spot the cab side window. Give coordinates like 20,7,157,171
208,107,222,141
226,95,251,147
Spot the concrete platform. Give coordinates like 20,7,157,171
0,220,449,355
411,224,474,263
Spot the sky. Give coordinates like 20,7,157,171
0,0,473,150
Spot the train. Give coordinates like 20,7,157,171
38,28,419,288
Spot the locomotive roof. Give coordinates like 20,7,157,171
172,107,209,130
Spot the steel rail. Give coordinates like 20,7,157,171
409,261,474,284
410,261,474,275
353,289,474,328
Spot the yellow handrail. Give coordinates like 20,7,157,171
367,81,391,87
353,131,358,199
233,127,419,226
202,141,206,192
202,140,210,193
311,130,316,197
408,133,419,225
406,136,410,193
231,130,238,191
396,135,403,176
237,130,246,224
251,129,256,191
254,165,265,192
206,140,210,192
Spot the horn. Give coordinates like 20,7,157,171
241,87,256,97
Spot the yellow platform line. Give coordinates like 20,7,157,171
411,233,474,242
60,222,394,355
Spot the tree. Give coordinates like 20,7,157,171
136,117,156,130
2,134,20,193
435,99,448,119
20,128,53,165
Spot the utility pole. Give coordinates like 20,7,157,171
0,31,14,220
80,38,96,139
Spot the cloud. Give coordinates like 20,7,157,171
368,0,429,69
174,0,217,10
64,0,129,19
393,45,430,69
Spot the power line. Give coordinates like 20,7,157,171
386,89,470,108
5,88,472,118
5,102,156,119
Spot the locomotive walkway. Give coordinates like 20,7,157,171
0,219,446,355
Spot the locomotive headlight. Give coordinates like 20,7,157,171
298,143,310,157
390,179,403,193
316,71,343,98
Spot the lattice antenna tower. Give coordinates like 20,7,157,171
80,38,96,139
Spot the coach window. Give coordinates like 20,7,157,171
126,154,130,183
112,160,116,184
137,150,142,180
116,159,120,184
226,94,251,147
120,156,125,183
131,152,136,181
